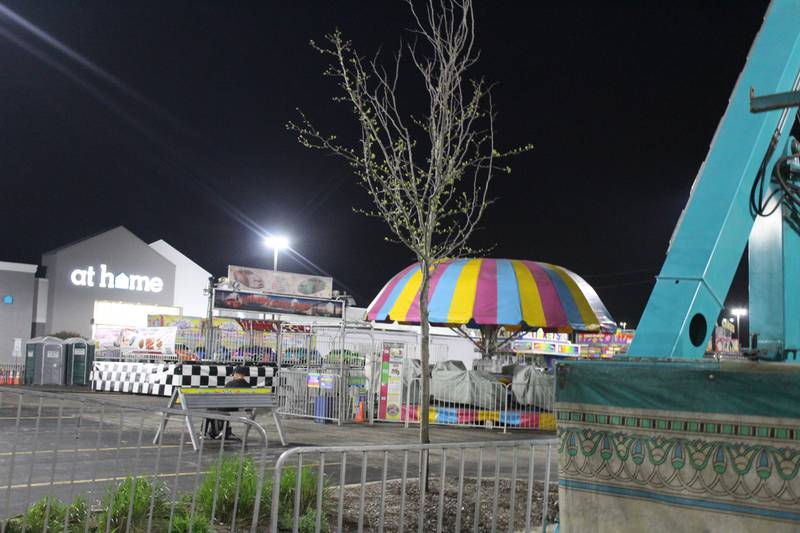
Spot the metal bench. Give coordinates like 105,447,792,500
153,387,288,451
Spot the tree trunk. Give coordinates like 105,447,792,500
418,260,431,445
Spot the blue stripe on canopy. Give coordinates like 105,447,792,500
541,264,583,327
496,259,522,325
428,259,467,323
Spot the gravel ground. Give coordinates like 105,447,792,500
338,478,558,532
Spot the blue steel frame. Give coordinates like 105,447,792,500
628,0,800,358
748,138,800,361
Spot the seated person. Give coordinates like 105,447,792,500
203,366,251,441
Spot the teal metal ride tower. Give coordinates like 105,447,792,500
627,0,800,360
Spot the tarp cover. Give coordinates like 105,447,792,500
431,364,501,409
402,359,422,404
511,366,554,408
433,360,466,371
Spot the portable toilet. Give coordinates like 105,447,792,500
23,342,35,385
64,338,93,386
25,337,65,385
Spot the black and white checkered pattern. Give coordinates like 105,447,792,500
91,362,274,396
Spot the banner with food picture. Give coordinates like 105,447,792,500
120,326,177,354
227,265,333,299
214,289,344,318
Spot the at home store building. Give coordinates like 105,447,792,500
0,226,210,361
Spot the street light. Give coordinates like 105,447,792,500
731,307,747,345
264,235,290,271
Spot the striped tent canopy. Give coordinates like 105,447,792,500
366,258,616,331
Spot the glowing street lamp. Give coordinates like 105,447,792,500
731,307,747,343
264,235,290,271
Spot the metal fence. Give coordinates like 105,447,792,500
394,378,556,433
276,367,368,425
0,363,23,385
0,386,273,533
93,327,377,368
269,439,558,533
0,385,558,532
366,343,556,432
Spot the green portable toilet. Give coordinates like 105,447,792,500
64,338,92,386
24,343,35,385
25,337,65,385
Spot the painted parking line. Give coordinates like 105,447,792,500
2,470,213,490
0,444,182,456
0,416,78,420
0,442,291,457
0,462,342,490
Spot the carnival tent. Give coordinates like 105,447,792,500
366,258,615,332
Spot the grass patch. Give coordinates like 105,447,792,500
196,456,269,526
96,477,169,533
11,459,334,532
7,496,88,533
195,456,332,531
170,509,211,533
275,466,331,532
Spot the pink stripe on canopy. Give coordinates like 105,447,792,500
473,258,498,324
365,263,417,321
522,260,568,327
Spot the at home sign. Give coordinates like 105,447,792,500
69,264,164,293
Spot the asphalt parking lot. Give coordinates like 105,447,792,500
0,386,558,521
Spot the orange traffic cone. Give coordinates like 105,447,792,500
14,370,21,385
354,400,366,423
0,370,6,385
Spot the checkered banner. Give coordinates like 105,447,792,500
90,361,274,397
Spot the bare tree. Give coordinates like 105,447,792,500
289,0,530,445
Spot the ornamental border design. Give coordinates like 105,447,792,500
557,409,800,441
558,425,800,509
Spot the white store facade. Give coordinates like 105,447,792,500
41,226,210,346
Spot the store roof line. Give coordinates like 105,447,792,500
148,239,211,277
41,225,130,255
0,261,38,274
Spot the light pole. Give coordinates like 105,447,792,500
263,235,290,271
732,307,747,347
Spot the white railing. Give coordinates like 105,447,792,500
276,367,369,425
390,377,555,432
270,438,558,533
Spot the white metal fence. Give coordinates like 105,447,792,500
276,367,368,425
395,378,555,432
92,328,557,433
95,326,377,367
269,438,558,533
0,363,23,385
367,343,556,432
0,386,558,532
0,386,273,533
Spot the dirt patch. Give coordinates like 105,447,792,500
337,478,558,532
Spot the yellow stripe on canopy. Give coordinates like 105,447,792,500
511,260,546,327
447,259,482,323
387,266,422,321
549,264,598,326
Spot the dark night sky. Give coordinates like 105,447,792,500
0,1,770,325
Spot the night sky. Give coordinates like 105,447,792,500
0,1,770,326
